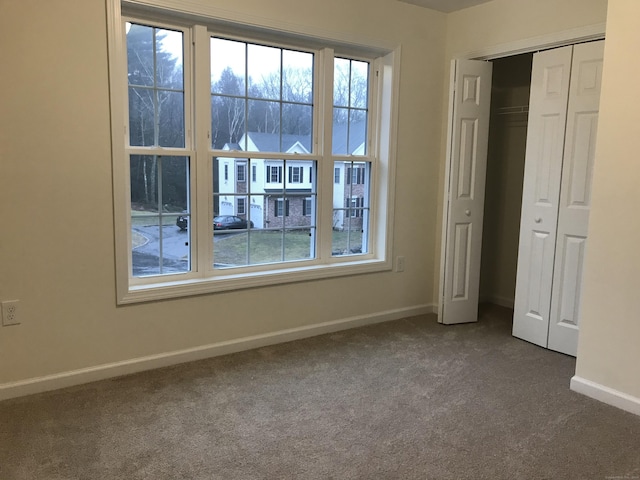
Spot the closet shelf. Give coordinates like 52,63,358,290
494,105,529,115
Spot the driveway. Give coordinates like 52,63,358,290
132,225,189,277
131,225,237,276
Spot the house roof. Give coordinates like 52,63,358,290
239,121,366,155
247,132,311,154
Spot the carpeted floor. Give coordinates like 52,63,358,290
1,304,639,479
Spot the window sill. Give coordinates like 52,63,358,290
119,258,391,304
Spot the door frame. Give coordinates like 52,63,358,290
438,23,606,323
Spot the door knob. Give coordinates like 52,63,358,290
465,210,471,217
534,217,542,223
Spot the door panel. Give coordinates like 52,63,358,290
440,59,492,325
548,40,605,356
513,46,573,346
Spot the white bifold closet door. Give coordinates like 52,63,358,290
512,41,604,357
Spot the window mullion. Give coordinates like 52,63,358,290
193,24,211,276
317,48,334,261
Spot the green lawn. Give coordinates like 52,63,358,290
131,211,180,227
214,229,364,266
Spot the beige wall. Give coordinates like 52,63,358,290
0,0,444,387
575,0,640,400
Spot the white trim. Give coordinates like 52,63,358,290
457,23,606,60
0,304,435,401
123,259,391,303
571,376,640,417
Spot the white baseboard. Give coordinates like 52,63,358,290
571,376,640,417
0,304,436,401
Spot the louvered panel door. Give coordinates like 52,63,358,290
547,40,605,356
512,46,573,347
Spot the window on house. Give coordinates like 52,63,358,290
266,165,283,183
346,166,365,185
348,196,364,217
275,198,290,217
289,166,303,183
331,58,370,256
237,197,246,215
237,163,246,182
109,1,398,302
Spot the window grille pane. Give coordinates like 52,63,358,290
213,157,316,268
332,58,368,155
350,60,369,109
126,23,185,148
248,44,281,100
156,29,183,90
130,155,190,276
157,90,185,148
333,58,351,107
283,50,314,102
210,96,246,149
210,38,246,94
332,161,370,256
127,24,154,87
210,37,314,154
247,99,281,139
128,87,154,146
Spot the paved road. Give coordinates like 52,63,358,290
132,225,189,277
131,225,238,276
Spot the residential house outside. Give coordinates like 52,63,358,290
216,122,368,237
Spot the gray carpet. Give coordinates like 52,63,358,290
1,304,639,479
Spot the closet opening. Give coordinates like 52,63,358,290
478,53,533,321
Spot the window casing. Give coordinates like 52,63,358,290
107,0,399,303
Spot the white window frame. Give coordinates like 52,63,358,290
106,0,400,304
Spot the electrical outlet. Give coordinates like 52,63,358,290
2,300,20,326
396,256,405,272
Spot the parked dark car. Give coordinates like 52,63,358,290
176,214,253,231
214,215,254,230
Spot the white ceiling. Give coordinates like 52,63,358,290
397,0,493,13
